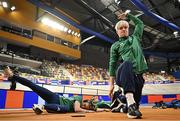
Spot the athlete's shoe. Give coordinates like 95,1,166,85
3,66,16,90
127,103,142,119
112,89,122,102
120,104,128,113
32,104,43,115
111,90,127,112
111,99,123,112
3,66,13,78
152,101,167,109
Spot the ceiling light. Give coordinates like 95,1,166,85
115,0,121,5
41,18,50,25
71,31,74,35
50,21,59,29
174,31,179,38
41,18,71,34
77,33,80,37
2,2,8,8
58,25,64,31
63,27,68,32
68,29,72,34
10,6,16,11
74,32,78,36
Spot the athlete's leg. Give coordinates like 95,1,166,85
4,67,59,104
44,104,68,113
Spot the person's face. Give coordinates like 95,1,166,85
81,102,90,110
116,21,129,37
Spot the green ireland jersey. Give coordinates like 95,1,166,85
109,13,148,76
59,95,82,112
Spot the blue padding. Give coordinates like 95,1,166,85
0,90,7,109
60,80,70,85
57,93,63,96
99,95,111,101
98,81,108,85
140,95,148,104
23,91,38,108
130,0,180,31
90,81,98,85
51,80,59,86
68,94,74,97
77,94,82,97
163,94,176,98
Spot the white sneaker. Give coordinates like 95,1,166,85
32,104,43,115
111,100,123,112
127,103,142,119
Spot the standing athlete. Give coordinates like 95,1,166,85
108,10,148,119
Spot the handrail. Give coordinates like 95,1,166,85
64,85,108,91
41,83,109,95
0,81,180,95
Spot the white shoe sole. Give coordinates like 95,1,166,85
127,113,138,119
111,102,123,112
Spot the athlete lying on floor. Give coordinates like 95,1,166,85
2,66,127,115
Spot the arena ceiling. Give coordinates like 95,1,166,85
33,0,180,53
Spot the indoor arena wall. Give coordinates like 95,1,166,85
0,82,180,109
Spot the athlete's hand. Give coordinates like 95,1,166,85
108,84,114,98
109,76,115,98
117,10,130,20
